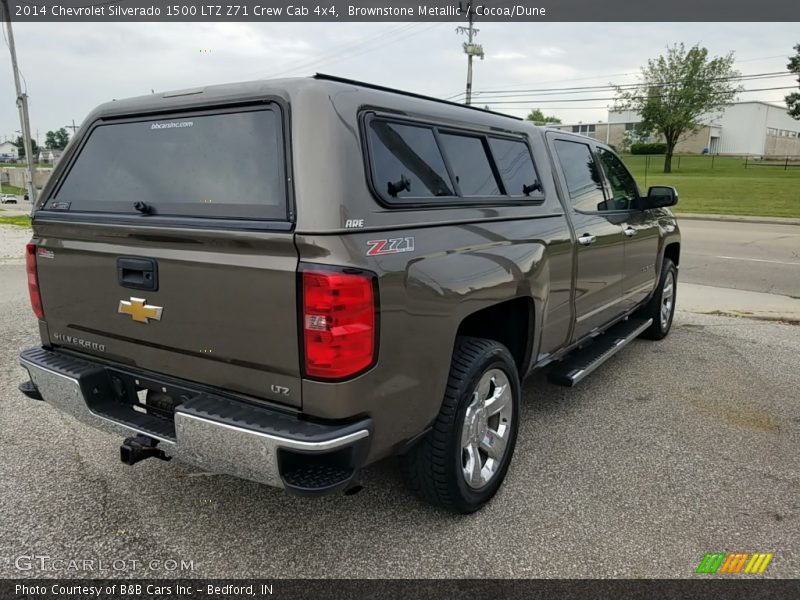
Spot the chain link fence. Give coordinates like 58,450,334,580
621,154,800,189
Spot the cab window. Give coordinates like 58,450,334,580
553,140,606,213
597,148,639,210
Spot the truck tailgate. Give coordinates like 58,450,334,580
33,221,301,408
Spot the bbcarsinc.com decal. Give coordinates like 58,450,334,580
150,121,194,130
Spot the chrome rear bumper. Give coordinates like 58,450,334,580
20,347,371,493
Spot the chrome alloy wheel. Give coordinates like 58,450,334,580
460,368,514,489
661,271,675,330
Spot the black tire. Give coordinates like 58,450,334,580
638,257,677,340
401,337,520,513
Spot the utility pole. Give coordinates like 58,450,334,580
65,119,79,135
456,2,484,106
1,0,37,205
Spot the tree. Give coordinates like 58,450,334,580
525,109,561,125
13,136,39,160
45,128,70,150
786,43,800,119
614,43,741,173
44,131,57,150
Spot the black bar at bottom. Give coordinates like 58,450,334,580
5,579,800,600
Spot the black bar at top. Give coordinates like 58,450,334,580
2,0,799,22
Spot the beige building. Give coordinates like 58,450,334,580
548,101,800,156
548,121,713,154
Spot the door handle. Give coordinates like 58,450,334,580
577,234,596,246
623,227,637,237
117,257,158,291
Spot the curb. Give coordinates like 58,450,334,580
674,213,800,226
678,308,800,325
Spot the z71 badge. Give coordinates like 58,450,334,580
366,237,415,256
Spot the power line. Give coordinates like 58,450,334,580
442,54,792,101
730,53,790,64
314,22,443,74
486,106,612,110
260,23,436,80
262,23,419,78
470,71,791,97
477,86,797,105
444,71,642,99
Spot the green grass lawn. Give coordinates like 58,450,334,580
1,185,27,196
621,154,800,218
0,215,31,227
1,163,54,168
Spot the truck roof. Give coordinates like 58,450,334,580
86,74,529,133
48,75,546,233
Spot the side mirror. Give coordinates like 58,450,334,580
643,185,678,209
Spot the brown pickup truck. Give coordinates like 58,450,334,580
19,75,680,513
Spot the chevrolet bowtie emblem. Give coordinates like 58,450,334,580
118,297,163,324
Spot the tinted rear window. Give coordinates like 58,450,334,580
49,108,287,220
488,138,539,197
365,116,544,205
438,133,501,196
367,120,454,199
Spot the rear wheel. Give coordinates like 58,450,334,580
639,257,677,340
401,337,520,513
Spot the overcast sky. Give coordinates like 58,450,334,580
1,22,798,144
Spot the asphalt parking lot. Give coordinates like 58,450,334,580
0,259,798,579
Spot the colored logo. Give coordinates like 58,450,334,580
696,552,773,574
366,237,415,257
118,298,163,324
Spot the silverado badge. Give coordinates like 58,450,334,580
118,297,163,324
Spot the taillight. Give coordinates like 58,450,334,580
301,268,377,379
26,243,44,320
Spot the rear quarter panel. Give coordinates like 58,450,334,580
298,217,572,461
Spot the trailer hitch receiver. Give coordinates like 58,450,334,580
120,435,171,466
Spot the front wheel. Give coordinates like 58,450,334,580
401,337,520,513
639,257,677,340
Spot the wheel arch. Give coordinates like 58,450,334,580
664,241,680,267
454,296,535,375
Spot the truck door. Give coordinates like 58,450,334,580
595,146,660,312
549,135,625,341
